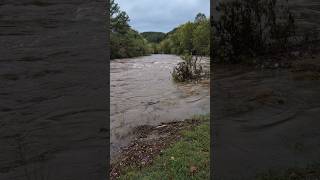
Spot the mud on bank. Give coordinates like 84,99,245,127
110,115,210,179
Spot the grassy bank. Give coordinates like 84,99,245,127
118,115,210,180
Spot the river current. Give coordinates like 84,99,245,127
110,54,210,157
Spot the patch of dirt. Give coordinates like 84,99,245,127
110,118,201,179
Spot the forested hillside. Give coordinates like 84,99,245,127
110,0,210,58
110,0,150,59
141,32,166,43
156,13,210,56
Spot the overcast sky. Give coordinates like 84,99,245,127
115,0,210,33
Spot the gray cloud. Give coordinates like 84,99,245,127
115,0,210,33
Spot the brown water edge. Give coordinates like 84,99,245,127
110,54,210,159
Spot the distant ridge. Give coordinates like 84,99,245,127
141,32,166,43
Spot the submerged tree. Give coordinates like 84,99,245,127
172,53,205,82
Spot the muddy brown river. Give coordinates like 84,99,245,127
110,54,210,157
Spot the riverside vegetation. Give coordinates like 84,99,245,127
110,0,320,178
110,0,210,60
110,0,210,82
109,1,210,179
110,0,150,59
111,0,320,178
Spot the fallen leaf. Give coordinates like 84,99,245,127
190,165,198,174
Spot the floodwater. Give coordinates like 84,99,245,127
110,54,210,157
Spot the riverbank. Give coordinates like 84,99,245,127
110,114,210,179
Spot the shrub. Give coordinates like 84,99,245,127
171,53,205,82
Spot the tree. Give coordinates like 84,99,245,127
193,20,210,56
110,0,130,34
178,22,194,53
110,0,150,59
160,39,172,54
194,13,207,23
141,32,166,43
156,13,210,56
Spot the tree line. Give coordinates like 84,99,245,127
154,13,210,57
110,0,150,59
110,0,210,59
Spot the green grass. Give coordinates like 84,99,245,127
119,115,210,180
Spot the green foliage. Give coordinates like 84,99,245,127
165,27,179,38
212,0,296,63
148,43,160,54
141,32,166,43
110,0,150,59
110,8,210,58
179,22,195,53
155,13,210,57
110,0,130,34
193,21,210,56
172,53,205,82
111,29,150,59
159,39,172,54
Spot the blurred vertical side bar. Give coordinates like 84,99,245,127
211,0,320,179
0,0,108,179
